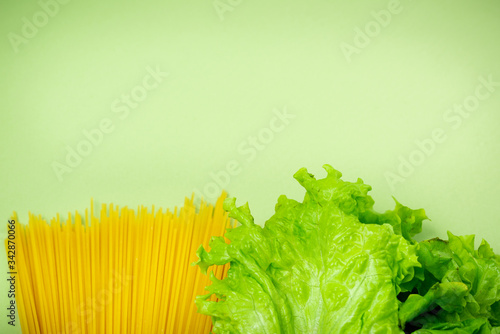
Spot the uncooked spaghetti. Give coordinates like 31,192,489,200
5,192,232,334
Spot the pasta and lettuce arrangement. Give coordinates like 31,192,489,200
195,165,500,333
6,164,500,333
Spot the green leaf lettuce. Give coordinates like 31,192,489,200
194,164,500,333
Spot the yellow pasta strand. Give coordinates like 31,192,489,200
6,192,233,334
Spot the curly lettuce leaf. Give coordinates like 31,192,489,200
403,233,500,332
195,164,500,333
399,282,469,327
195,164,422,333
412,318,492,333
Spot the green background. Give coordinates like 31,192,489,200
1,0,499,333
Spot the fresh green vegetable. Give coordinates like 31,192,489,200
194,165,500,333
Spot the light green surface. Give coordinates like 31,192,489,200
1,0,499,333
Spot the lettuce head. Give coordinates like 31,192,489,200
194,165,500,334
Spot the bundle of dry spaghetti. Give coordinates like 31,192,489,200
5,192,233,334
